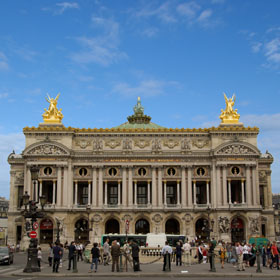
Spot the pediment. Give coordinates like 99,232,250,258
24,141,70,156
214,142,260,157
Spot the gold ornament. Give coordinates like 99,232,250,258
42,93,64,124
220,93,240,124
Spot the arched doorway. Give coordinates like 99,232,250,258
135,219,150,234
195,218,209,242
40,219,53,244
105,219,120,234
231,217,245,243
75,219,89,243
165,218,180,234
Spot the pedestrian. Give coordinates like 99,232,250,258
208,241,215,271
162,241,172,271
226,242,232,263
16,243,20,252
89,242,100,273
175,241,182,266
111,240,120,272
59,243,64,268
131,240,141,271
202,245,208,264
197,243,203,264
249,243,256,267
48,243,53,267
270,241,279,270
77,242,83,261
243,242,250,267
123,241,133,270
231,244,237,267
267,242,272,267
67,241,76,271
52,242,62,273
261,244,267,267
103,238,110,266
236,242,245,271
219,242,226,268
183,240,191,266
37,247,42,268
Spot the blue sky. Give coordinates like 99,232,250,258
1,0,280,198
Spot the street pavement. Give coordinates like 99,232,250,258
1,251,280,278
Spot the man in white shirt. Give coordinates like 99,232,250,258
236,242,245,271
162,241,173,271
243,243,250,267
183,241,191,266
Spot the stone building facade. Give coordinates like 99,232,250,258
7,95,275,248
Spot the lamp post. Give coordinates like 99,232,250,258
86,205,94,244
55,219,61,245
22,166,47,273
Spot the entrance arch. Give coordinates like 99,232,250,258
231,217,245,243
105,219,120,234
40,219,53,244
135,219,150,234
75,219,89,243
195,218,209,241
165,218,180,234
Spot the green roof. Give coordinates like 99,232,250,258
112,97,166,130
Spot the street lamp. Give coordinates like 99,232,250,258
55,219,61,245
22,166,46,273
86,205,94,244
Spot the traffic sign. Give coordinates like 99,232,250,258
29,231,37,239
33,222,39,230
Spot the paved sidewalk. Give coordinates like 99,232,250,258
13,256,280,278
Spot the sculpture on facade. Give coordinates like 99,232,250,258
219,93,240,124
249,217,259,234
42,94,64,124
218,216,230,233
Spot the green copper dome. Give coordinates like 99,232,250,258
113,97,166,129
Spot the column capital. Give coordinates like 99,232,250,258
163,180,167,184
177,180,181,184
53,179,57,183
74,180,78,183
104,180,107,183
38,179,43,183
88,180,92,184
192,180,196,183
134,180,137,184
206,180,210,183
227,179,231,182
241,178,245,182
118,180,121,184
147,180,151,184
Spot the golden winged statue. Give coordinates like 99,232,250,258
42,93,64,124
219,93,240,124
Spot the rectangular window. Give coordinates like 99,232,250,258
78,182,88,205
108,183,118,205
166,182,177,204
137,183,147,204
17,185,24,208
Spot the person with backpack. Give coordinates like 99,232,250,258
131,240,141,271
89,243,100,273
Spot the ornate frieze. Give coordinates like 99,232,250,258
27,144,67,155
163,139,179,149
218,216,230,233
93,139,103,153
192,139,209,149
152,213,163,224
75,139,91,149
216,143,259,156
134,139,150,149
152,139,162,153
105,139,121,149
122,139,132,152
181,138,191,151
249,217,259,234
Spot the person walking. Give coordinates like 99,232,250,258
249,243,256,267
162,241,172,271
103,238,110,266
183,240,191,266
37,247,42,268
111,240,120,272
219,242,226,268
270,241,279,270
67,241,76,271
236,242,245,271
48,243,53,267
197,243,203,264
131,240,141,271
89,243,100,273
52,242,62,273
261,244,267,267
77,242,83,261
175,242,182,266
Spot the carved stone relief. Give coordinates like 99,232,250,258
217,144,256,155
123,139,132,151
152,213,163,224
92,214,102,223
152,139,162,153
259,171,267,182
75,139,91,149
182,213,192,224
122,214,133,222
105,139,121,149
163,139,179,149
93,139,103,152
249,217,259,234
181,139,191,151
134,139,150,149
192,139,209,149
218,216,230,233
28,144,67,155
15,171,24,184
55,217,65,237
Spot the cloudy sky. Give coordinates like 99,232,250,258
1,0,280,198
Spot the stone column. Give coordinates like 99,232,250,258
222,166,227,206
9,171,16,211
98,167,103,207
266,171,273,207
264,185,268,207
39,179,42,198
57,167,62,206
92,168,97,207
104,180,108,206
67,162,73,208
152,167,157,207
134,180,137,206
187,167,192,206
33,180,38,201
26,166,31,194
62,166,68,207
122,167,127,207
147,180,151,205
118,180,121,206
206,180,210,205
177,180,180,206
228,179,231,204
88,181,91,205
246,165,252,206
24,165,28,193
52,180,56,205
128,168,133,207
241,179,245,204
163,180,167,206
181,167,186,207
193,180,197,205
252,166,257,205
216,166,222,207
158,167,163,206
211,163,216,207
74,180,78,206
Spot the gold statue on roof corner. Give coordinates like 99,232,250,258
219,93,240,124
42,93,64,124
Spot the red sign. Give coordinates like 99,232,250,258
40,219,53,230
30,231,37,239
33,222,39,230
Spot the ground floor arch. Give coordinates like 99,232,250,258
231,217,245,243
40,218,53,244
195,218,209,242
165,218,180,234
135,218,150,234
75,218,89,243
105,218,120,234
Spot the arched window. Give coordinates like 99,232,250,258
105,219,120,234
135,219,150,234
40,219,53,244
165,218,180,234
195,218,209,241
75,219,89,243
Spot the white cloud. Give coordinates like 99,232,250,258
264,38,280,64
251,42,262,53
55,2,79,14
0,52,9,71
0,92,9,99
142,27,159,38
176,2,200,19
71,17,127,66
197,9,213,23
112,79,177,97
